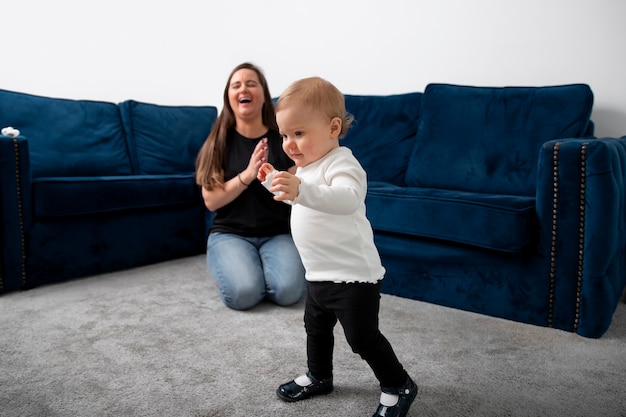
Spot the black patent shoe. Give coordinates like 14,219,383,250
372,376,418,417
276,372,334,402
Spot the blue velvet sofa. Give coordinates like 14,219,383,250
2,83,625,339
0,89,217,293
341,83,626,338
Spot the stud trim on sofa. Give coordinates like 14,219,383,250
574,142,588,333
548,141,560,329
13,137,27,290
548,141,589,333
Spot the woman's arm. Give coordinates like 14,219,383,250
202,138,268,211
201,175,250,212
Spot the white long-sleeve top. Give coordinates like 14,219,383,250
290,146,386,283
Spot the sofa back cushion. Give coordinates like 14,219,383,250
119,100,217,175
405,83,594,196
341,92,422,185
0,89,131,177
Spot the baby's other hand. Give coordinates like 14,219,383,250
257,163,275,181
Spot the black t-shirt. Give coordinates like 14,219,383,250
210,128,294,237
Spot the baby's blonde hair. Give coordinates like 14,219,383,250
275,76,353,138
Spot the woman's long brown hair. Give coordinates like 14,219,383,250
195,62,278,190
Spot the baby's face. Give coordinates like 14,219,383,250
277,106,341,168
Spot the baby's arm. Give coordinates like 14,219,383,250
296,175,362,215
295,159,365,215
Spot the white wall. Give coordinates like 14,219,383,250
2,0,625,137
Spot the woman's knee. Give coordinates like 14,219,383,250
270,279,306,306
207,236,266,310
221,286,265,310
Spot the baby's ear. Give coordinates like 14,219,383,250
330,117,342,139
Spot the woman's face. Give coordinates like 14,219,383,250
228,68,265,122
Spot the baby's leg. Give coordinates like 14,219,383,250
304,282,338,380
334,281,408,388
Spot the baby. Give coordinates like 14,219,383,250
258,76,417,417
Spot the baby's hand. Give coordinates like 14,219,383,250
261,169,283,197
257,162,275,182
271,171,300,202
258,163,285,197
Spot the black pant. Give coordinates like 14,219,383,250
304,280,408,389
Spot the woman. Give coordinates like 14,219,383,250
195,62,305,310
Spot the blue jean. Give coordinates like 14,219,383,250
207,232,306,310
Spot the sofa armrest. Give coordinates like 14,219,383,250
537,137,626,337
0,134,32,292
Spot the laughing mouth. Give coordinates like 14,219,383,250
239,97,251,104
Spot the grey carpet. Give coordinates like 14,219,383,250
1,255,624,417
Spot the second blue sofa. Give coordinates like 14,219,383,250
0,89,217,292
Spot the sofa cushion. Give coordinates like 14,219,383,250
366,182,536,252
405,83,594,196
0,89,131,178
342,93,422,185
32,175,199,217
119,100,217,175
